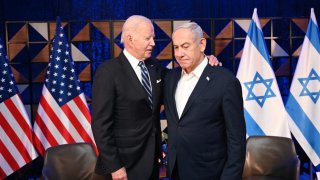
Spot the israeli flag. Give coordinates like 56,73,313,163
285,8,320,166
236,8,291,138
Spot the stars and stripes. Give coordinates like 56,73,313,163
33,17,97,156
0,38,38,179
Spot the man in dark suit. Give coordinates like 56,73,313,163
92,15,221,180
164,22,246,180
91,15,163,180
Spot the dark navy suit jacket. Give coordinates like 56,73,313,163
92,52,163,179
164,65,246,180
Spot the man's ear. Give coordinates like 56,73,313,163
199,38,206,53
126,35,134,47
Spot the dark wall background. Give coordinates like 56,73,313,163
1,0,320,49
1,0,320,60
1,0,320,20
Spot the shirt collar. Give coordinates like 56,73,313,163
182,56,208,78
123,48,141,69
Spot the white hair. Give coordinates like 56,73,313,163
121,15,152,43
173,22,203,42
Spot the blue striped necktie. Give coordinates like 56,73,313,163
138,61,153,108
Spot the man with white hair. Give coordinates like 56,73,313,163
164,22,246,179
92,16,220,180
92,15,163,180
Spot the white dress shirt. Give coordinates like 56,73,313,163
123,49,143,83
175,57,208,118
123,49,152,94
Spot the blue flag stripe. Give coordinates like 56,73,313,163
247,20,272,66
286,93,320,156
307,19,320,54
244,108,265,136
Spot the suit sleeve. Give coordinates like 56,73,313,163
220,77,246,180
91,64,123,174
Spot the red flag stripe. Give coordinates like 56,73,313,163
4,97,33,144
0,125,26,168
0,166,6,180
61,104,94,144
0,112,32,163
39,95,76,144
0,153,12,178
67,100,98,154
74,95,91,123
34,112,59,147
41,87,84,141
66,99,98,154
35,103,69,145
0,140,19,173
67,99,92,135
32,128,46,156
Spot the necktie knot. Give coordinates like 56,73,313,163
138,61,147,70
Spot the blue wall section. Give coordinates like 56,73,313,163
1,0,320,51
2,0,320,20
1,0,320,44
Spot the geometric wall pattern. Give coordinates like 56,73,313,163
5,18,307,122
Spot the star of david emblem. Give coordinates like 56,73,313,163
244,72,276,107
298,68,320,104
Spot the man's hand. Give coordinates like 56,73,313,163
111,167,128,180
207,55,222,66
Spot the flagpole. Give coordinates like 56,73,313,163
309,160,313,180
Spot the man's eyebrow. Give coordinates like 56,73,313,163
181,42,190,46
173,42,189,46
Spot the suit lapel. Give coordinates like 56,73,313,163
170,68,182,121
180,65,215,119
118,52,149,105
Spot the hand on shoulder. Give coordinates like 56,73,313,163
111,167,128,180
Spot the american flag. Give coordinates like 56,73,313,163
0,38,38,179
33,17,97,156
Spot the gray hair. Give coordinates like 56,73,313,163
173,22,203,42
121,15,152,43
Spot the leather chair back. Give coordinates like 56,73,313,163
242,136,300,180
42,143,101,180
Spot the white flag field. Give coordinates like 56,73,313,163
285,8,320,166
237,8,291,138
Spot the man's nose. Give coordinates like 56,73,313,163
175,48,183,57
150,38,155,46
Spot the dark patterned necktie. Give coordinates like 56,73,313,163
138,61,153,108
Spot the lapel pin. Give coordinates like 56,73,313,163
206,76,210,81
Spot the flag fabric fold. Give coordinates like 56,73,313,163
33,17,97,156
285,8,320,166
0,38,38,179
236,8,291,138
